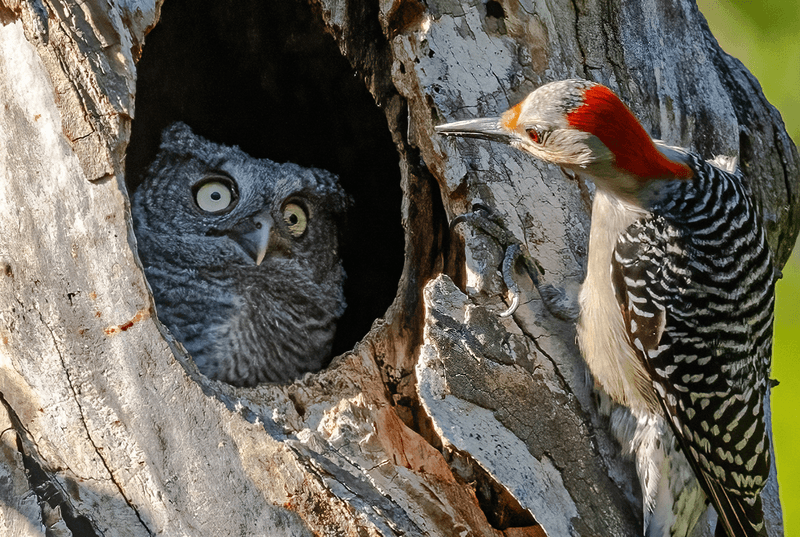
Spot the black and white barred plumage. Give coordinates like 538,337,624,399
615,153,774,536
436,79,777,537
132,122,349,386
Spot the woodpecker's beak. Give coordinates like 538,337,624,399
228,211,273,266
435,117,513,144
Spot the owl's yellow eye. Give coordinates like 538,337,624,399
196,181,234,213
283,203,307,237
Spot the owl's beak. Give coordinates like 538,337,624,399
249,214,271,266
229,212,272,266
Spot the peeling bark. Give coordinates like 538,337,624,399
0,0,796,536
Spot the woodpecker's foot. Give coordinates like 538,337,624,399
451,204,531,316
506,240,578,321
451,204,578,321
450,203,519,247
537,282,579,322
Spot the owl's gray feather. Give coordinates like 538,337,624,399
132,122,349,386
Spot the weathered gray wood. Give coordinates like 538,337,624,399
383,0,795,534
0,0,796,536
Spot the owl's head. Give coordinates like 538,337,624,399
132,122,350,277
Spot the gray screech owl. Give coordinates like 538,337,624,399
132,122,349,386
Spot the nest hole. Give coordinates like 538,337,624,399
126,0,405,360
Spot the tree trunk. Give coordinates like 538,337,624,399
0,0,796,536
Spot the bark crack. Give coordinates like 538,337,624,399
570,0,588,75
772,124,794,210
0,390,99,536
769,122,795,260
286,440,421,536
512,317,598,446
597,0,623,72
29,301,154,536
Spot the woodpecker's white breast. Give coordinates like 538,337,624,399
577,188,655,416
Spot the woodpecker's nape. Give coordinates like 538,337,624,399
438,79,774,537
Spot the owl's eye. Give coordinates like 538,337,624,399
283,203,308,237
194,178,237,213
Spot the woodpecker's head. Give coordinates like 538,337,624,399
436,79,693,197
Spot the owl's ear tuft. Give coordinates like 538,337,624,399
306,168,352,215
160,122,196,147
140,122,202,180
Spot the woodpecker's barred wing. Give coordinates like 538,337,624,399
611,156,774,537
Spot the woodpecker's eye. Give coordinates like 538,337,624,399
193,176,239,214
527,128,543,144
283,202,308,237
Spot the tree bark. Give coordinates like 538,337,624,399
0,0,796,536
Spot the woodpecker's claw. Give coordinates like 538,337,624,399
499,243,526,317
451,206,545,318
451,205,579,321
499,295,519,318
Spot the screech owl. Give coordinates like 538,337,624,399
132,122,349,386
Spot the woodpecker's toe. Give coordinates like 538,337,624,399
450,205,579,320
499,243,525,317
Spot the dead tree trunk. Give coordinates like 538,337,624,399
0,0,796,536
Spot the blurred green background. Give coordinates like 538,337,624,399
697,0,799,532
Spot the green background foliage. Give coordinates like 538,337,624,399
697,0,800,532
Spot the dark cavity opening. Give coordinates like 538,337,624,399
126,0,404,362
485,0,505,19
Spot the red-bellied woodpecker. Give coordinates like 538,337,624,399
437,79,775,537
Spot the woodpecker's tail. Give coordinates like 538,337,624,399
655,395,768,537
709,481,767,537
